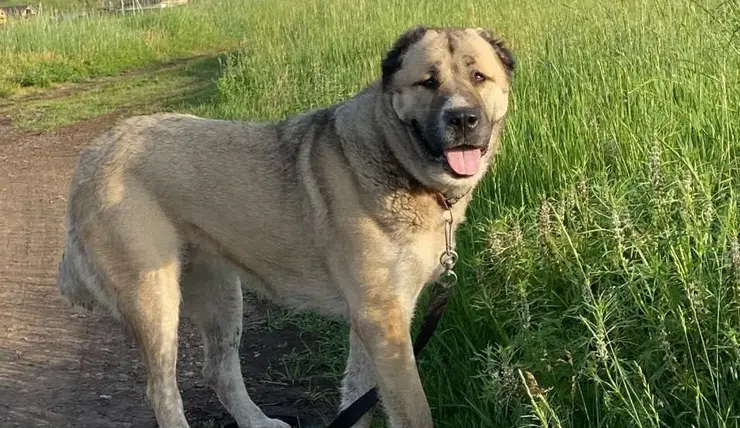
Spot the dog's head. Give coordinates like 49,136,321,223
381,26,516,194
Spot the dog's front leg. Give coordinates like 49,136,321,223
339,328,376,427
351,298,433,428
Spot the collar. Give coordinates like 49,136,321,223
433,186,472,209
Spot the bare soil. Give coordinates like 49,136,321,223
0,111,337,427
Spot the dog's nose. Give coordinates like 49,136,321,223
445,107,480,131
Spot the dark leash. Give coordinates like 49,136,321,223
324,193,460,428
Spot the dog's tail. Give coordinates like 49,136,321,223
57,227,105,314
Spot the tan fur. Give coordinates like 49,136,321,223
57,26,515,428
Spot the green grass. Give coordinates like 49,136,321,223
188,1,740,426
6,0,740,427
195,0,740,427
0,0,249,97
0,0,96,10
0,54,224,130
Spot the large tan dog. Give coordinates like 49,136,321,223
57,26,515,428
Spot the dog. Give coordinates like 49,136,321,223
57,25,516,428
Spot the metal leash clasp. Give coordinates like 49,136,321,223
437,200,458,289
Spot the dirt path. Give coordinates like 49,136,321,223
0,112,337,427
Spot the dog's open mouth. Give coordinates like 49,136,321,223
443,145,484,177
410,120,488,177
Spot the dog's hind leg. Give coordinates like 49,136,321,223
127,258,190,427
75,183,190,427
338,329,376,428
93,249,188,426
181,251,290,428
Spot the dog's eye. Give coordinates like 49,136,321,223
418,76,439,90
472,71,486,84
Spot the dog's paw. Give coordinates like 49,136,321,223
224,415,297,428
255,417,292,428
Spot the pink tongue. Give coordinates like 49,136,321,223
444,147,482,176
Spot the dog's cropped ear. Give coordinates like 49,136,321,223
474,28,516,79
381,26,428,88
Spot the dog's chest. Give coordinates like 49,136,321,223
376,193,467,297
394,218,457,290
411,232,446,281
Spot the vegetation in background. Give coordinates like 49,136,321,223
0,55,223,130
0,0,99,10
0,0,247,97
194,2,740,425
3,0,739,427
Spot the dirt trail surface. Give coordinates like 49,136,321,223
0,113,335,427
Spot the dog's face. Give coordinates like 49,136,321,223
382,26,515,191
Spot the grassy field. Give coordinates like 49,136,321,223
0,0,245,97
4,0,740,427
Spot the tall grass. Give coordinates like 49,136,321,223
199,0,740,426
5,0,740,426
0,0,255,95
